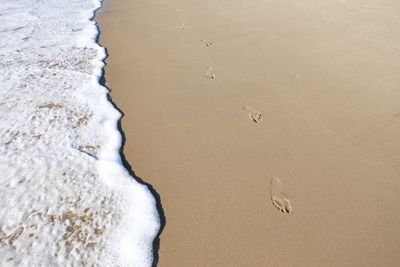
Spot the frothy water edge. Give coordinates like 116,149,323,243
0,0,160,265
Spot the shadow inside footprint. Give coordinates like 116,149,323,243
201,39,213,47
243,105,263,123
270,177,292,214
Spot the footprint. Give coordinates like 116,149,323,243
205,67,216,79
242,105,263,123
179,23,188,31
200,39,213,47
176,8,182,14
270,177,292,214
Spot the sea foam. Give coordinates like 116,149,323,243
0,0,160,266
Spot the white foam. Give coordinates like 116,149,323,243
0,0,160,266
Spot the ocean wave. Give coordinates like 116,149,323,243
0,0,160,266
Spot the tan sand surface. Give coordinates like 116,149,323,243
97,0,400,265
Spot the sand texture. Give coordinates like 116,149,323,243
97,0,400,265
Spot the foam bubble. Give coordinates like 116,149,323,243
0,0,160,266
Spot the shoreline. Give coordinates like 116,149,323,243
0,0,159,265
94,2,165,264
97,0,400,265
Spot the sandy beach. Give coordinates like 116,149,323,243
97,0,400,265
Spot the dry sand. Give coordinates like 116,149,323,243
97,0,400,265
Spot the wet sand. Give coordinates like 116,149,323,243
97,0,400,265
